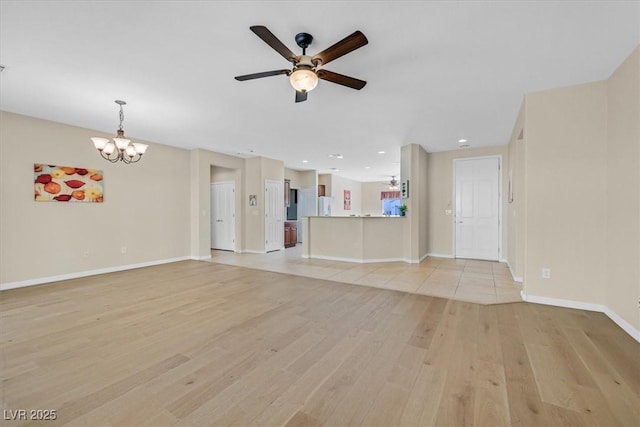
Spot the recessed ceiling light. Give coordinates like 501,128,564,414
458,139,467,143
378,151,385,154
328,154,344,159
364,166,370,169
302,160,309,163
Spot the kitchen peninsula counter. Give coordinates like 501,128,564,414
302,216,406,263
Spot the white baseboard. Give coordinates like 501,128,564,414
244,250,267,254
305,254,408,264
1,256,192,291
193,255,212,261
426,253,455,259
504,260,523,283
521,291,640,343
603,306,640,343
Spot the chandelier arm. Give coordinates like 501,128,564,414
100,149,120,163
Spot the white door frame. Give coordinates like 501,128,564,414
452,155,502,260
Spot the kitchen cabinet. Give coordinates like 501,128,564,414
284,221,297,248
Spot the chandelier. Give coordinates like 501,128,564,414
90,100,148,164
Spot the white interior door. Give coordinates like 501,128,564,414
265,179,284,252
211,182,235,251
454,157,501,260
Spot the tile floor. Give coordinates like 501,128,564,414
209,245,522,305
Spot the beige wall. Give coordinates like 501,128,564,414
401,144,428,262
318,173,332,197
507,103,527,280
242,156,284,252
524,81,608,305
361,181,390,215
285,168,316,189
304,216,405,262
211,165,236,182
330,174,362,216
605,46,640,331
190,148,244,258
0,111,191,286
514,46,640,338
426,145,508,257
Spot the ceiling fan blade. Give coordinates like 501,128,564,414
295,91,308,103
234,69,290,81
312,31,368,66
250,25,299,63
317,69,367,90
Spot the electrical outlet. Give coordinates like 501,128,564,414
121,246,127,254
541,268,551,279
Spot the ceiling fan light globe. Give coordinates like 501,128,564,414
289,68,318,92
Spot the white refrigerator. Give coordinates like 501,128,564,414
318,196,333,216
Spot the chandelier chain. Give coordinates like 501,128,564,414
118,105,125,132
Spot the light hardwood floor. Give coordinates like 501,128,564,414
1,260,638,426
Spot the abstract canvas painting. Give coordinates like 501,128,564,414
34,164,103,203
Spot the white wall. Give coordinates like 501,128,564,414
0,111,191,287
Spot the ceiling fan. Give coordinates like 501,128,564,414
381,176,399,190
234,25,368,103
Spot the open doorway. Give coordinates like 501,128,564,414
287,188,298,220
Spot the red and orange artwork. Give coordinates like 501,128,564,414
34,164,103,203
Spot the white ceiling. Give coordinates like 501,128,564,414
1,1,638,182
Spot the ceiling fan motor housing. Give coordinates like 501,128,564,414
296,55,315,69
295,32,313,50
